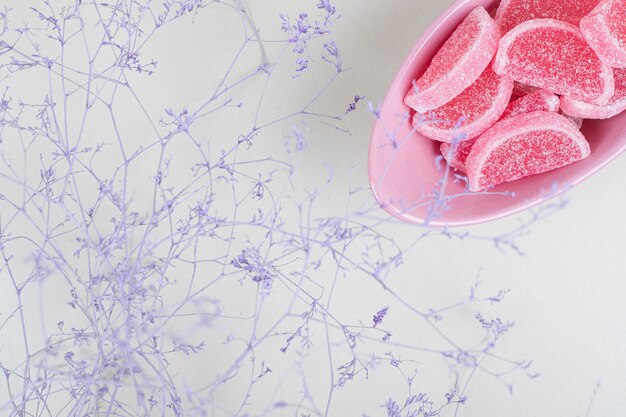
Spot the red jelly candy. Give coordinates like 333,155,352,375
405,7,500,112
413,65,513,143
440,89,558,171
512,82,540,98
561,68,626,119
501,89,559,119
494,19,615,105
561,113,585,129
466,111,591,191
581,0,626,68
440,140,475,172
495,0,601,34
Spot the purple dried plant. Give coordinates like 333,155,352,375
0,1,567,417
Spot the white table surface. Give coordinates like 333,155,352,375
1,0,625,416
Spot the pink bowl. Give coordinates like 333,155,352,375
368,0,626,227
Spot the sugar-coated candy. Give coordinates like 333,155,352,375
495,0,601,34
440,89,559,172
412,66,513,143
561,112,585,129
440,140,475,172
512,82,540,98
581,0,626,68
466,111,591,191
404,7,500,112
561,68,626,119
494,19,615,105
501,89,560,119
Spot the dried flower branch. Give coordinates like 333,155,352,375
0,1,564,416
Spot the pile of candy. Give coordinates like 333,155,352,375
404,0,626,191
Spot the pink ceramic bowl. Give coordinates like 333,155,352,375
368,0,626,227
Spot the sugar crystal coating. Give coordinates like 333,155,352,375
494,19,615,105
412,65,513,142
501,89,560,119
561,112,585,129
608,0,626,49
561,67,626,118
404,7,500,112
581,0,626,68
440,140,475,172
495,0,601,34
440,88,558,171
466,111,591,191
512,81,540,98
